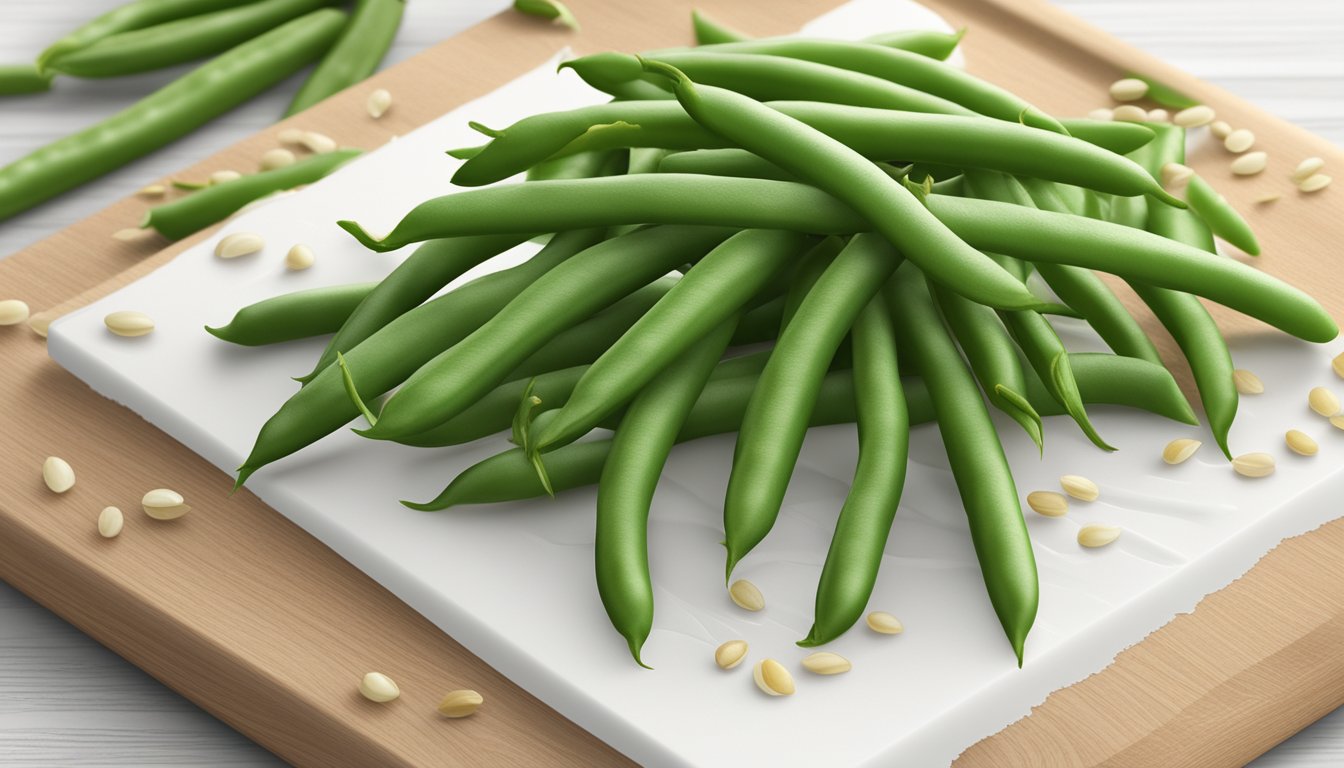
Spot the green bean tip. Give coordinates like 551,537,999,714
467,121,504,139
336,220,392,251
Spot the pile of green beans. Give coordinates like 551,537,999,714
213,21,1336,670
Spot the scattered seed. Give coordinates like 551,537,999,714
1160,162,1193,188
728,579,764,612
1286,430,1318,456
285,244,315,270
1209,120,1232,139
1224,129,1255,153
260,148,296,171
98,506,124,538
42,456,75,493
1026,490,1069,517
137,183,166,197
1111,104,1147,123
1331,415,1344,431
1298,174,1332,193
1232,369,1264,395
714,640,748,670
866,611,903,635
1087,107,1113,121
1292,157,1325,182
437,689,482,717
367,88,392,118
209,169,241,185
278,128,305,145
300,131,338,154
215,231,265,259
0,298,30,326
1231,151,1268,176
141,488,190,520
112,227,150,242
1255,193,1281,205
1309,387,1341,417
800,651,851,675
1059,475,1100,502
1146,108,1169,123
1232,452,1275,478
1078,524,1121,548
1173,105,1215,127
1163,438,1201,465
1109,77,1148,101
1333,352,1344,379
104,310,154,337
28,312,52,338
358,672,400,703
752,659,795,696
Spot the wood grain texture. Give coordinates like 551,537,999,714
1,0,1342,766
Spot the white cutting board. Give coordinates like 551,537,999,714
45,1,1344,764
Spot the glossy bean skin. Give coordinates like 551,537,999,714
44,0,334,78
596,317,740,666
37,0,254,69
0,64,53,95
887,264,1037,665
533,229,811,454
1025,352,1197,425
143,148,361,239
235,228,601,486
206,281,374,346
286,0,404,115
657,149,794,182
0,9,348,222
800,291,908,647
357,226,732,441
862,28,964,60
1054,119,1155,154
1185,173,1261,256
724,234,902,577
779,237,845,332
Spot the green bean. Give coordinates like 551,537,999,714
1185,174,1261,256
0,9,348,222
206,281,375,346
524,149,615,181
724,234,901,577
1025,352,1197,424
690,9,746,44
37,0,256,69
656,148,794,182
0,64,53,95
286,0,403,116
355,227,730,441
1055,119,1154,154
235,227,600,486
142,148,361,239
999,309,1112,451
888,264,1037,665
533,230,810,454
597,316,739,666
44,0,334,78
675,40,1063,132
779,237,845,332
735,296,785,344
513,0,579,30
861,28,964,60
1130,74,1200,110
801,291,908,647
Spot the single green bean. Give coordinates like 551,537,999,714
286,0,403,115
513,0,579,30
1,9,348,222
779,236,846,332
801,291,908,647
44,0,334,78
999,309,1112,451
657,148,794,182
1025,352,1197,424
524,149,615,181
1055,119,1154,154
206,281,374,346
143,148,361,239
861,28,964,60
37,0,257,69
1130,74,1200,110
0,64,53,95
1185,173,1260,256
690,9,746,44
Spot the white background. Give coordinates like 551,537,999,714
2,1,1342,765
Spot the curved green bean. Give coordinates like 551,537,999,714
779,236,845,332
1055,119,1154,154
1026,352,1197,425
862,28,964,60
37,0,255,69
286,0,403,116
691,9,746,44
0,64,53,95
206,281,374,346
1185,173,1261,256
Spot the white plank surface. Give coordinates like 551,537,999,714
1,1,1342,766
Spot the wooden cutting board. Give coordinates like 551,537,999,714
2,0,1342,765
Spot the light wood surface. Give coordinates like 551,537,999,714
1,0,1343,766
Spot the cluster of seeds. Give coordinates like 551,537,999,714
356,671,483,719
1027,473,1119,549
37,455,190,538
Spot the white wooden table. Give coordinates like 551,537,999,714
1,1,1341,765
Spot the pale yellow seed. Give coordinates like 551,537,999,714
141,488,190,520
215,231,265,259
1224,129,1255,153
1026,490,1069,517
278,127,305,145
866,611,903,635
1285,430,1318,457
259,148,296,171
367,88,392,119
1108,77,1148,101
1309,386,1341,417
301,131,338,154
728,579,764,612
209,169,241,185
0,298,30,326
1111,104,1148,123
800,651,851,676
1255,193,1281,205
1331,415,1344,431
437,689,483,718
1086,107,1114,121
42,456,75,493
1173,105,1215,127
137,183,166,198
28,312,52,338
1163,438,1201,465
714,640,748,670
1060,474,1100,502
1209,120,1232,139
1232,369,1264,395
1146,108,1169,123
1298,174,1332,193
104,310,154,337
752,659,795,696
112,227,150,243
1231,151,1268,176
1232,452,1275,478
98,506,124,538
285,244,315,271
1078,524,1121,548
1160,162,1193,189
1332,352,1344,379
1292,157,1325,182
358,672,400,703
